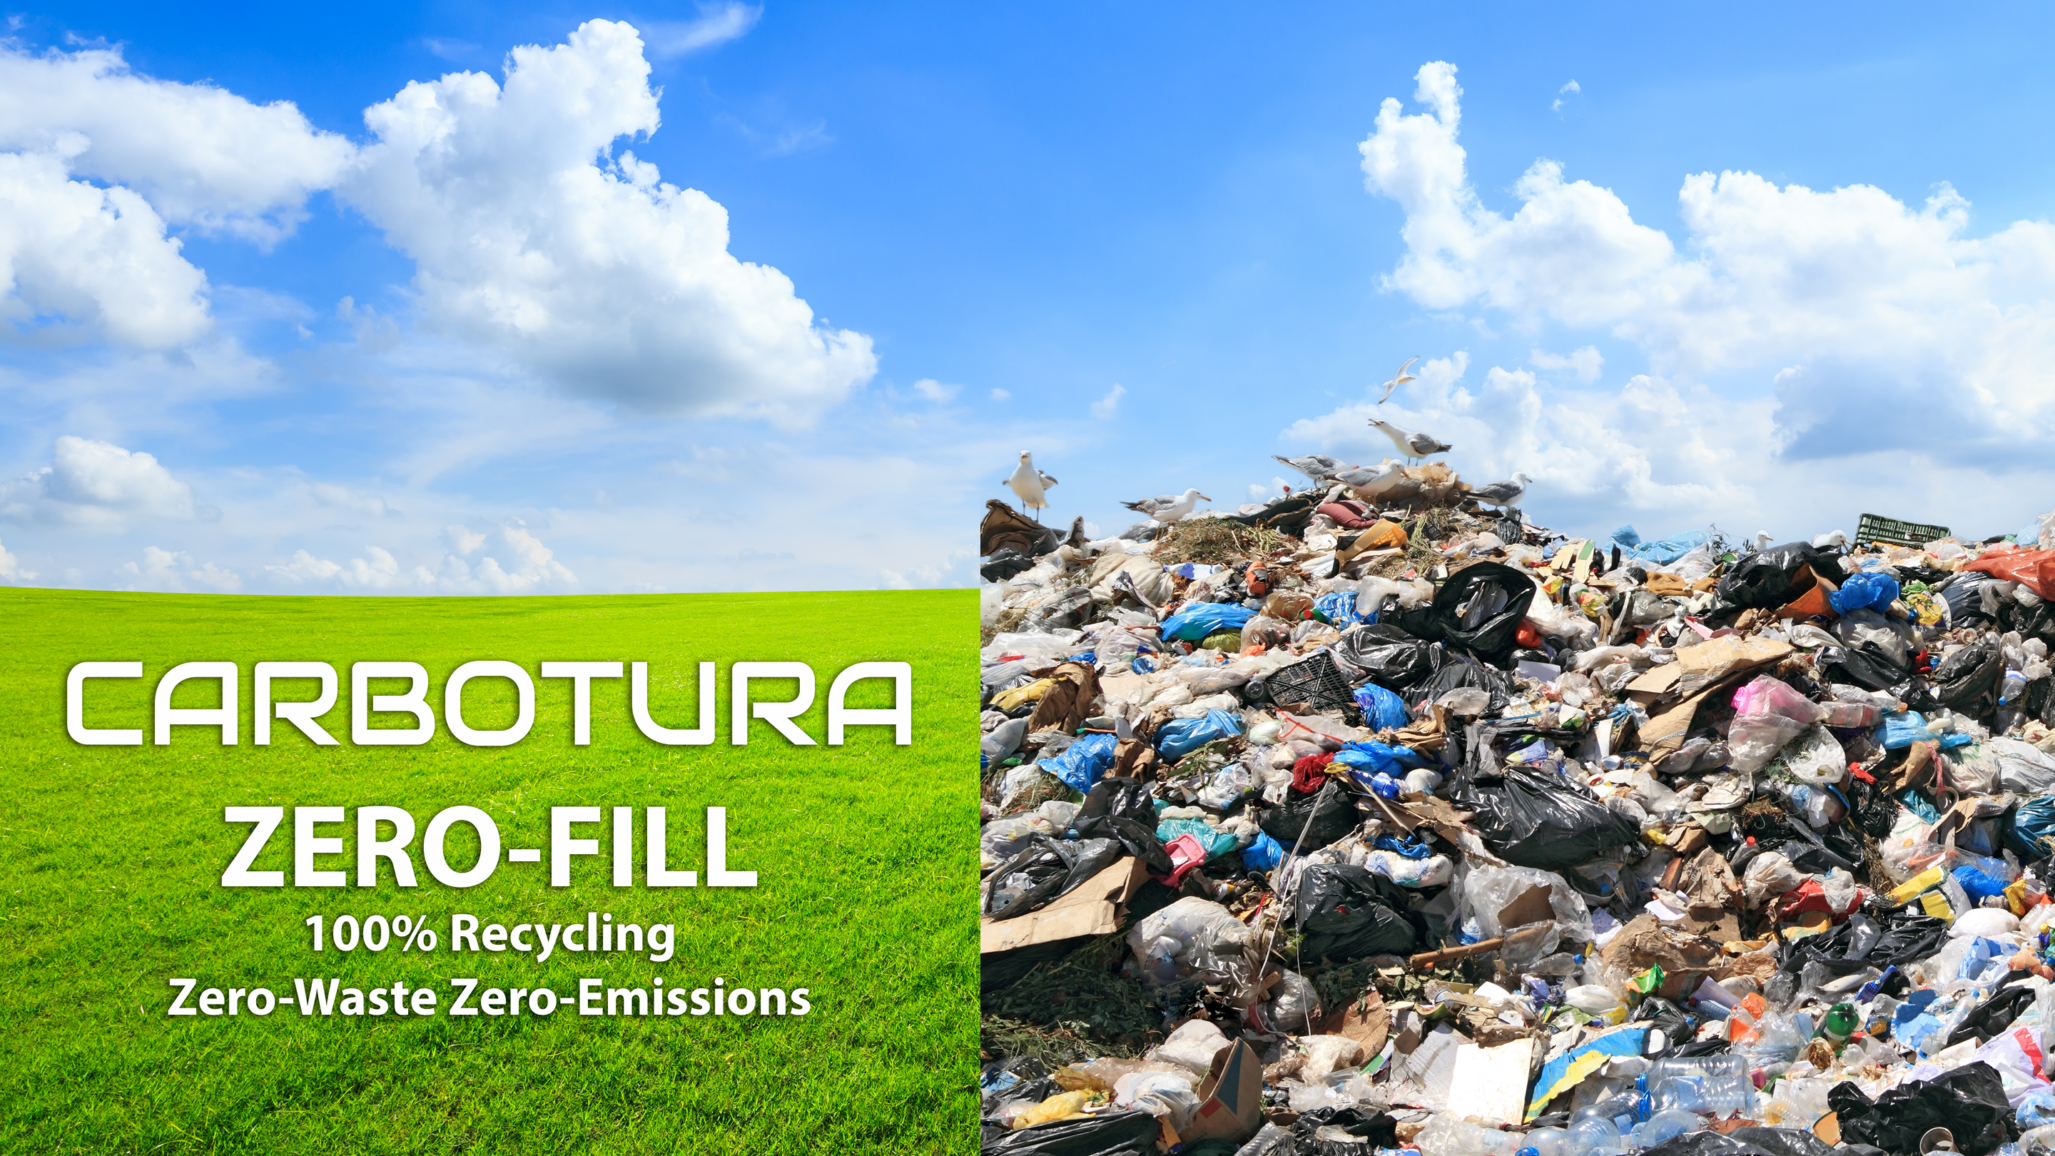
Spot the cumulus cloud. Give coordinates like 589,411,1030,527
340,20,876,425
0,533,29,579
123,545,240,591
267,526,575,594
1090,383,1125,420
1530,345,1603,382
0,43,355,242
912,377,957,401
2,436,196,529
1356,60,2055,474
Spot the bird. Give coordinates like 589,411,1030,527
1750,531,1773,553
1377,356,1420,404
1273,453,1353,487
1333,462,1403,491
1468,473,1532,510
1368,418,1452,463
1122,488,1211,524
1812,530,1850,550
1006,451,1056,521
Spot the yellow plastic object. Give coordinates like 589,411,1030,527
1918,891,1954,920
1012,1090,1106,1129
1887,865,1945,905
991,678,1055,712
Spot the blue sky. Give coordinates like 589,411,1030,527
5,3,2055,593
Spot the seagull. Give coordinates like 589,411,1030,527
1750,531,1773,553
1812,530,1850,550
1273,453,1352,487
1333,462,1403,491
1377,356,1420,404
1006,451,1056,521
1368,418,1452,463
1468,473,1532,509
1122,488,1211,524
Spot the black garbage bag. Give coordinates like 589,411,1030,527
1060,838,1128,894
1866,909,1949,969
1407,646,1518,713
982,549,1038,582
1714,543,1846,609
1728,1127,1842,1156
1071,779,1173,875
1817,643,1907,692
1259,780,1357,854
1448,761,1640,872
1394,562,1535,665
983,837,1076,921
1828,1061,2018,1156
1945,973,2037,1047
1293,863,1419,962
1642,1131,1771,1156
1631,996,1693,1052
1332,623,1436,689
1939,571,2004,628
980,1108,1162,1155
1288,1106,1398,1154
1927,634,2004,718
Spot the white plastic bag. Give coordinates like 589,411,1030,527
1781,726,1847,786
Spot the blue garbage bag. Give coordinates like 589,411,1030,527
1609,525,1710,566
2011,795,2055,858
1877,710,1974,751
1040,733,1116,794
1330,741,1423,778
1830,572,1901,616
1154,709,1242,759
1240,831,1285,871
1352,682,1411,730
1157,602,1256,642
1953,864,2007,904
1314,592,1361,625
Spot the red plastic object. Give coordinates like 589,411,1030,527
1965,548,2055,599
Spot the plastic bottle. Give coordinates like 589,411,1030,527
1261,592,1314,621
1818,700,1881,728
1818,1003,1857,1045
1629,1109,1704,1148
1647,1055,1757,1118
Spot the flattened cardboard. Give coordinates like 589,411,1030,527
979,856,1151,954
1186,1039,1263,1143
1449,1038,1537,1127
1497,883,1556,930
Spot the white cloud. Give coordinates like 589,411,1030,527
0,533,29,580
2,436,196,529
447,524,487,554
1090,383,1125,420
1552,79,1580,114
0,149,211,347
122,545,239,591
990,387,1011,401
1530,345,1603,382
644,3,762,58
308,481,397,517
269,526,575,594
912,377,957,401
341,20,875,425
0,42,356,243
1358,60,2055,469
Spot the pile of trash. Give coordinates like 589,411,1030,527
978,468,2055,1156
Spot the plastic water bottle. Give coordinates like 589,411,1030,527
2003,669,2028,705
1630,1109,1704,1148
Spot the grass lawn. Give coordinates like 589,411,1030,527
0,587,978,1155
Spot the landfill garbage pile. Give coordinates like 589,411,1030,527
978,471,2055,1156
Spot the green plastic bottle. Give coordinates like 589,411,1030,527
1819,1002,1857,1044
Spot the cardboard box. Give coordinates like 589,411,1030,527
979,856,1152,955
1183,1039,1263,1143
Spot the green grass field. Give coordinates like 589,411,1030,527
0,587,977,1154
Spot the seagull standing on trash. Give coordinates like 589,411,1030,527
1273,453,1352,487
1750,531,1774,553
1468,473,1532,510
1005,451,1056,521
1812,530,1850,550
1377,356,1420,405
1333,461,1402,491
1122,488,1211,524
1368,418,1452,463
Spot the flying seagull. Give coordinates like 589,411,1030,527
1368,418,1452,463
1377,356,1420,404
1123,488,1211,524
1273,453,1352,487
1006,451,1056,520
1468,472,1532,509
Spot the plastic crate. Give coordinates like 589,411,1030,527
1855,513,1950,548
1264,651,1357,714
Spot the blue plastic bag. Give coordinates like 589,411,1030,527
1352,683,1411,730
1330,741,1423,778
1240,831,1284,872
1157,602,1256,642
1314,592,1360,625
1040,733,1116,794
1609,525,1710,566
1154,709,1242,759
1829,572,1900,616
1876,710,1974,751
1952,864,2007,904
2012,795,2055,858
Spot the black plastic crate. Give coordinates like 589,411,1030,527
1264,651,1357,714
1856,512,1949,548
